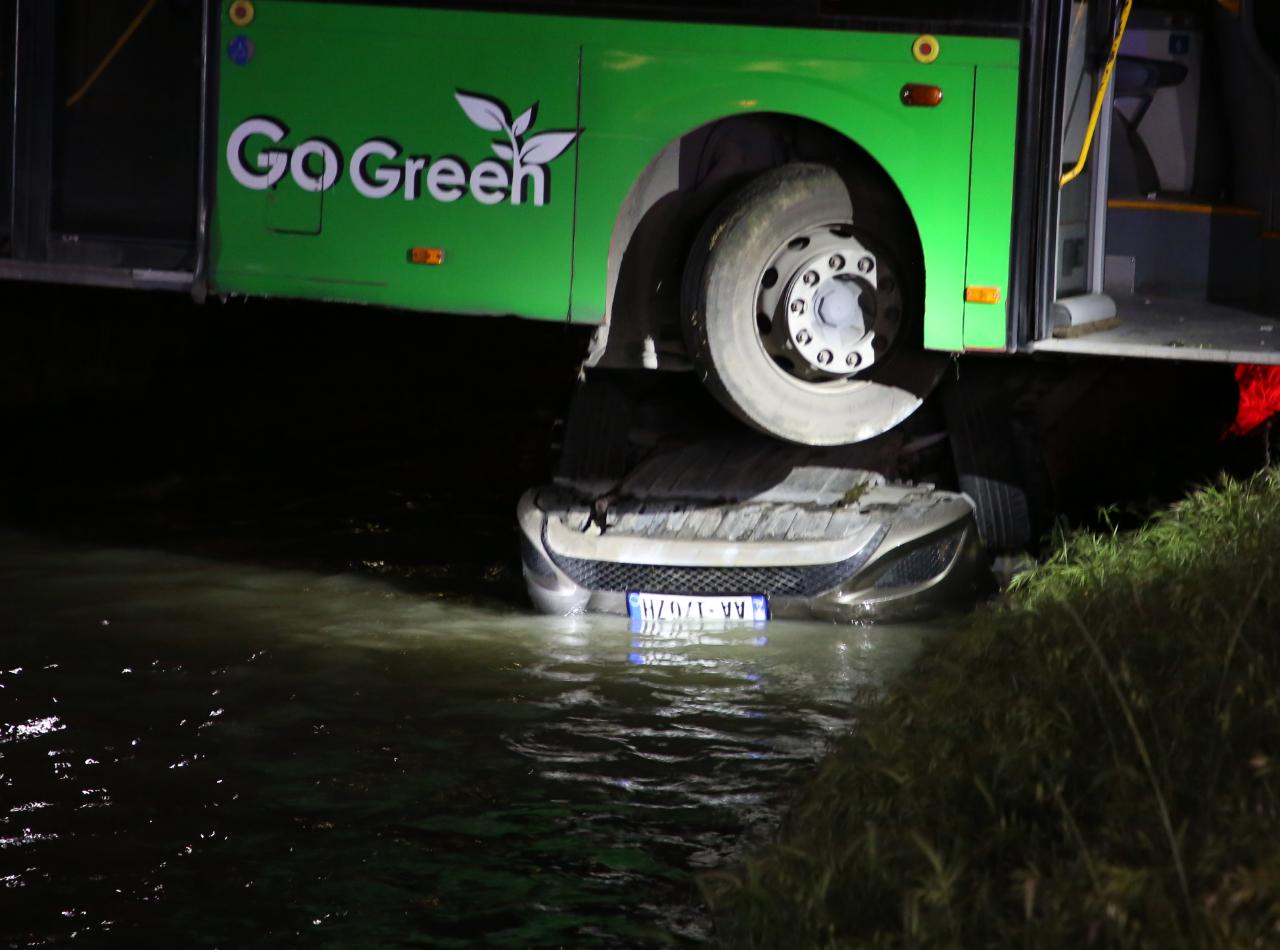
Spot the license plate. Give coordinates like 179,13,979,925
626,592,769,624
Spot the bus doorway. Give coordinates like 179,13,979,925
1035,0,1280,364
1,0,207,290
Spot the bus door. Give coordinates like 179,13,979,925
1055,0,1119,301
1052,0,1276,316
0,0,205,288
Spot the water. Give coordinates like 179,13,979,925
0,531,936,947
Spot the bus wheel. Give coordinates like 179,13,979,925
682,162,938,446
939,365,1041,553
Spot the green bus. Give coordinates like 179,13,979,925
2,0,1277,449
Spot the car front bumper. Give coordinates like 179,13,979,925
517,481,989,623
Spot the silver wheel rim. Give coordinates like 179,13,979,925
753,223,903,390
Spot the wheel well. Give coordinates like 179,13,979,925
594,112,923,371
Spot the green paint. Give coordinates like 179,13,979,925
963,65,1021,350
215,2,581,318
213,2,1020,351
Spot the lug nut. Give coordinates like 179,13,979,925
829,255,845,270
846,352,860,367
803,270,819,286
817,349,833,365
857,256,874,274
795,329,812,345
790,299,805,313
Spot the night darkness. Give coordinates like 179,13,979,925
3,0,1279,944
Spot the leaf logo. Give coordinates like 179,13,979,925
521,131,578,165
455,90,578,167
455,91,510,133
512,105,534,137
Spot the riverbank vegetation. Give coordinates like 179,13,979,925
705,467,1280,947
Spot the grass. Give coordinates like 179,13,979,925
703,467,1280,948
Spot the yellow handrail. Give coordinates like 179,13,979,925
65,0,158,108
1060,0,1134,188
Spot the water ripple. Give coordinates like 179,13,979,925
0,529,938,947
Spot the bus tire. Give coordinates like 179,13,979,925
681,162,937,446
556,370,635,483
940,369,1036,553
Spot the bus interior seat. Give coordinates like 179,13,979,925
1108,54,1188,197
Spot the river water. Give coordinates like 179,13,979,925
0,530,935,947
0,290,944,946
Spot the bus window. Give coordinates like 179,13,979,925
51,0,201,249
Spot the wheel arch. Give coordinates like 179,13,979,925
590,111,925,370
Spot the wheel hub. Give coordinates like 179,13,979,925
782,239,881,375
814,280,862,331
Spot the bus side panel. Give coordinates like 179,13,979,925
962,65,1019,350
572,24,1020,352
212,2,580,319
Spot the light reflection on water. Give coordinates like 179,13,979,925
0,532,938,947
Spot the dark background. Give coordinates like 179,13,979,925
0,279,1257,609
0,282,593,604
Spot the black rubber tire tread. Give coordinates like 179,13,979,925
962,474,1032,554
681,162,925,446
556,371,634,482
940,371,1034,553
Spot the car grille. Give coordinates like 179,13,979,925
872,531,963,589
543,524,888,597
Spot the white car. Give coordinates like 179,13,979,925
518,442,987,624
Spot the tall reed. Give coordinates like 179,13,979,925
706,468,1280,948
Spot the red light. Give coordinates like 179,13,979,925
229,0,254,27
901,83,944,107
912,34,940,63
1228,364,1280,436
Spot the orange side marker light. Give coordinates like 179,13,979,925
408,247,444,265
965,286,1001,304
